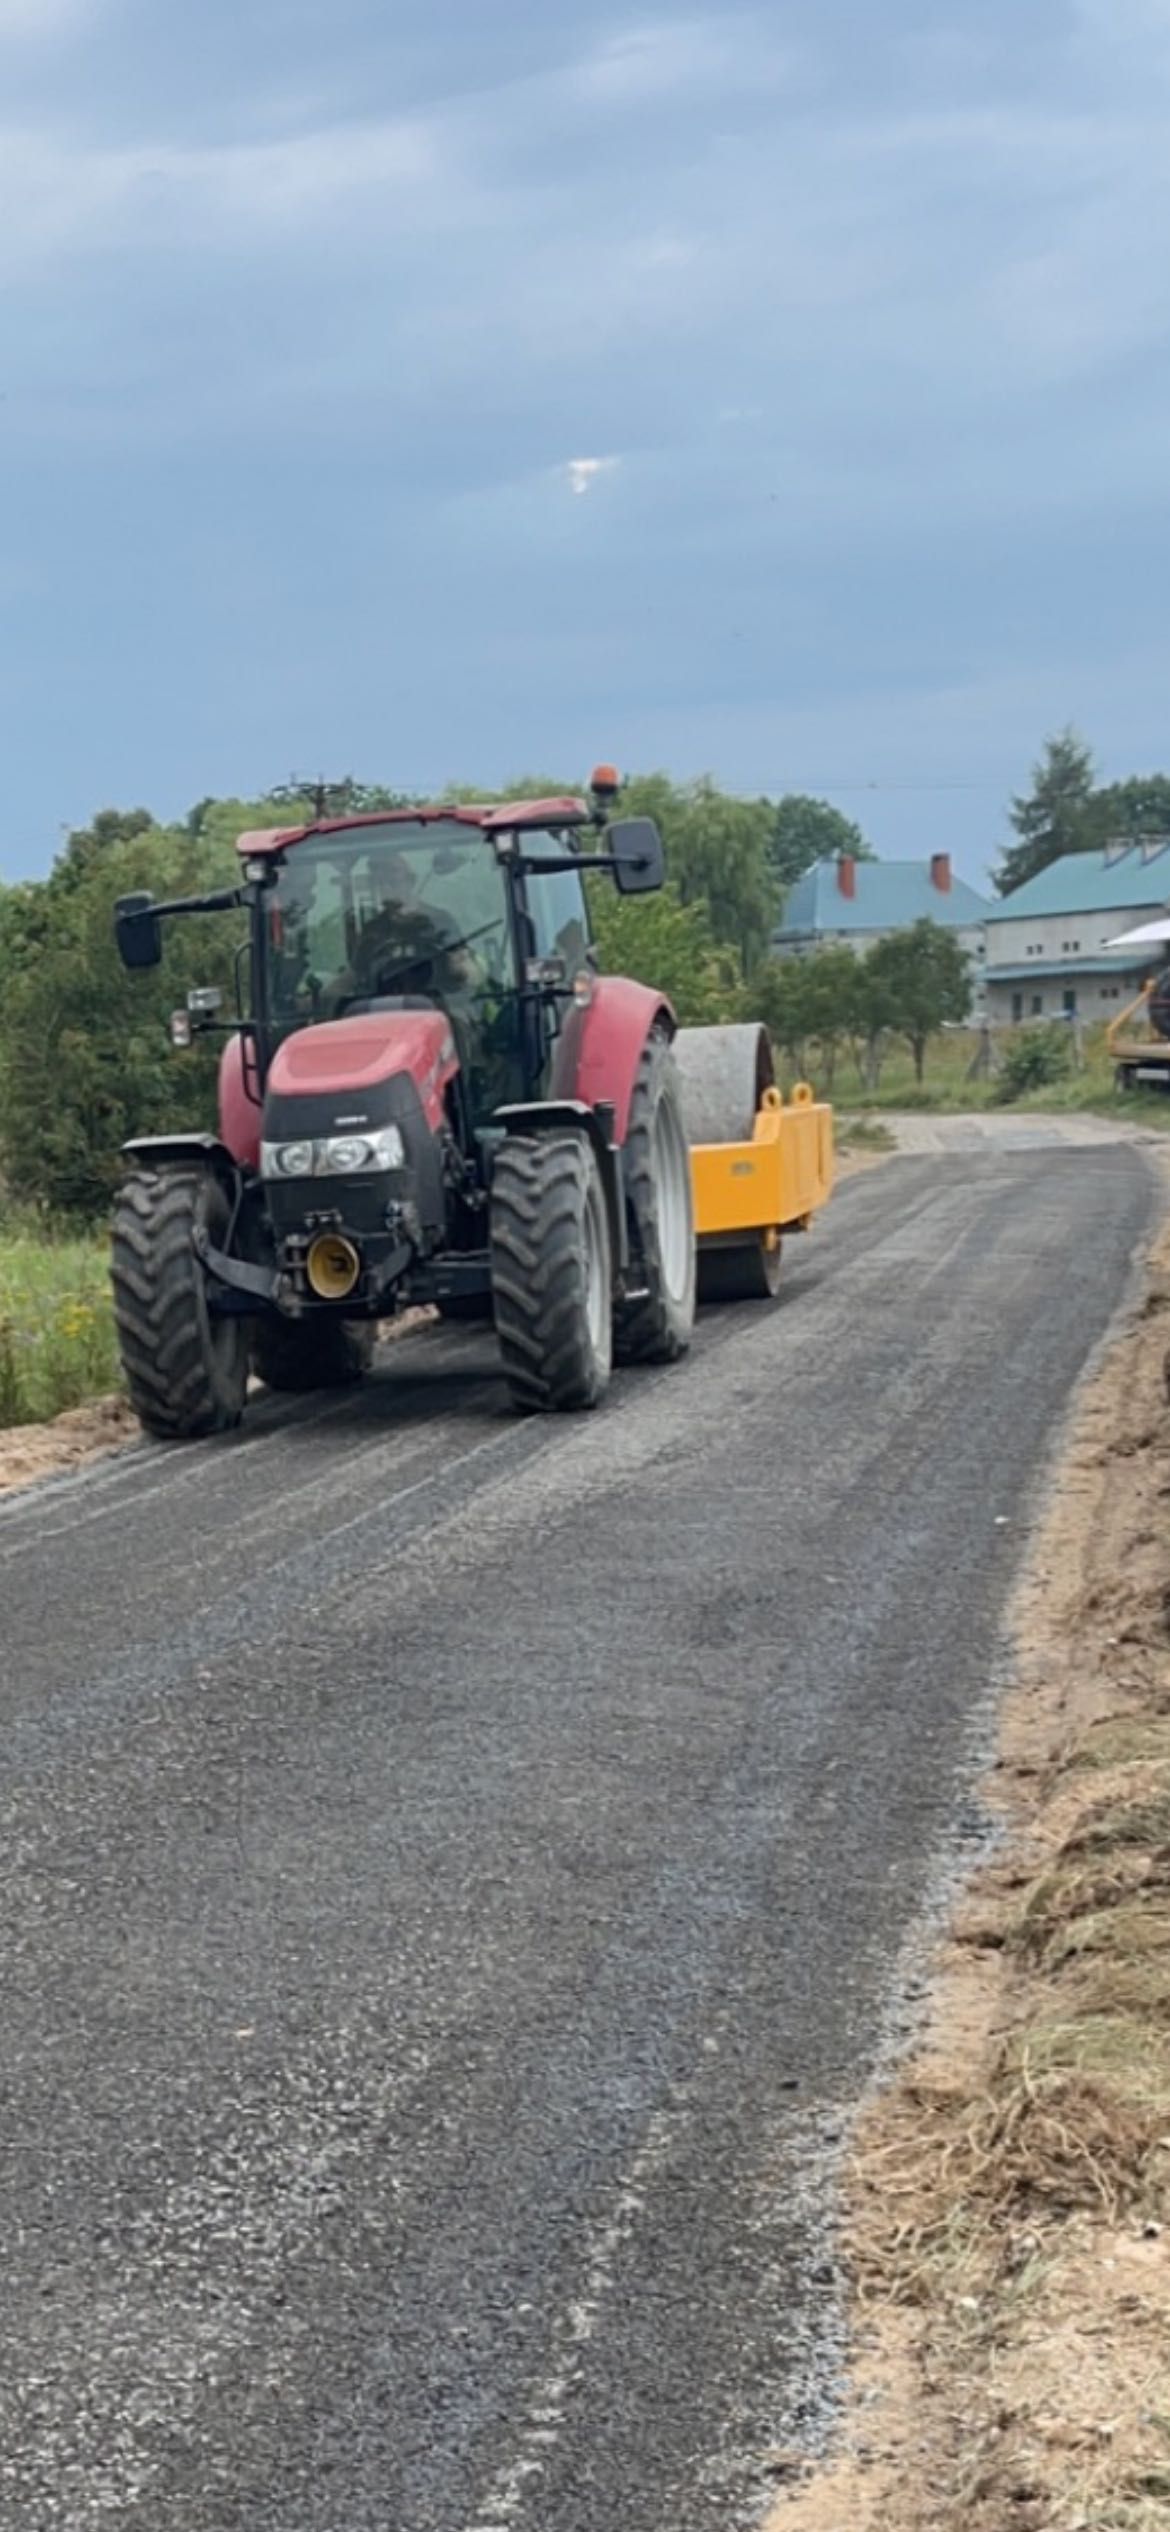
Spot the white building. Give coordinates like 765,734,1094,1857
983,842,1170,1025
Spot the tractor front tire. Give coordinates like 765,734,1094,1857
490,1133,612,1412
251,1316,375,1392
614,1032,696,1364
111,1164,249,1439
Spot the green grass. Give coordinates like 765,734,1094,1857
0,1221,120,1428
801,1024,1170,1123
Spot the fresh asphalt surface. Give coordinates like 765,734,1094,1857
0,1141,1156,2532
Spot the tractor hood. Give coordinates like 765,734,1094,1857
259,1007,457,1253
267,1009,458,1133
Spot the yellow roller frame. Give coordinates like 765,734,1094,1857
689,1082,835,1241
1107,978,1170,1075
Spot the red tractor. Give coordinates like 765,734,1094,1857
110,774,697,1434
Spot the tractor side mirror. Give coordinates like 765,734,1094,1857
607,817,665,896
114,892,164,970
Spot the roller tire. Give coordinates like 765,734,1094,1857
490,1134,612,1412
111,1165,248,1439
698,1235,784,1304
251,1316,375,1392
613,1033,696,1365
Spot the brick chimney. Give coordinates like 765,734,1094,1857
836,854,856,900
930,851,952,894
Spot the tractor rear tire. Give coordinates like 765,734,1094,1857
111,1164,249,1439
614,1032,696,1364
698,1234,784,1304
490,1133,612,1412
251,1316,375,1392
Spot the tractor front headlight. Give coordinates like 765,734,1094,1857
261,1138,314,1179
260,1126,406,1180
319,1126,405,1175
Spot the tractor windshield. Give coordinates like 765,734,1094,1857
263,816,595,1121
265,821,522,1112
266,819,514,1037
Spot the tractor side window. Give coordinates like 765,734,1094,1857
525,844,591,976
268,857,346,1028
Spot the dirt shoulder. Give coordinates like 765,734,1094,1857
0,1394,140,1498
0,1311,440,1500
769,1187,1170,2532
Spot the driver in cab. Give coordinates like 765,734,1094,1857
333,850,479,1014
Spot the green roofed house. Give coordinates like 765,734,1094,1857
774,853,992,1009
983,841,1170,1026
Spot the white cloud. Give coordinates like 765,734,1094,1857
564,458,620,498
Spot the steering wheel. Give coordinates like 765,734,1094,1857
366,918,502,997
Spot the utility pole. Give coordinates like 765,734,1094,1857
268,776,357,820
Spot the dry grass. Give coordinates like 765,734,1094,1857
771,1199,1170,2532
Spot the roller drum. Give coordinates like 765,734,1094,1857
671,1023,774,1146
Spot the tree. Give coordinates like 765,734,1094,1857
188,795,312,868
0,823,242,1214
619,775,775,977
751,957,817,1074
863,920,972,1083
587,880,734,1024
1091,772,1170,849
769,796,876,893
996,728,1098,894
56,806,157,890
850,953,899,1091
754,944,865,1086
797,944,866,1087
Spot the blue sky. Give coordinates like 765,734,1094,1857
2,0,1169,885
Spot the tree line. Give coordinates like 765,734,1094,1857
754,924,971,1089
4,725,1154,1218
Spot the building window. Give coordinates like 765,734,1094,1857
1031,994,1043,1016
1063,988,1077,1016
1011,991,1023,1022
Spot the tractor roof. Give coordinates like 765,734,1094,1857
236,799,591,859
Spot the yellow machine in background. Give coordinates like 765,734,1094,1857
674,1023,834,1300
1107,978,1170,1092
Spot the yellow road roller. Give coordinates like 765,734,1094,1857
674,1023,834,1301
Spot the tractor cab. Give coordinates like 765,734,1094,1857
258,813,594,1136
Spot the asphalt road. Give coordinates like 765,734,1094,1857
0,1142,1155,2532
